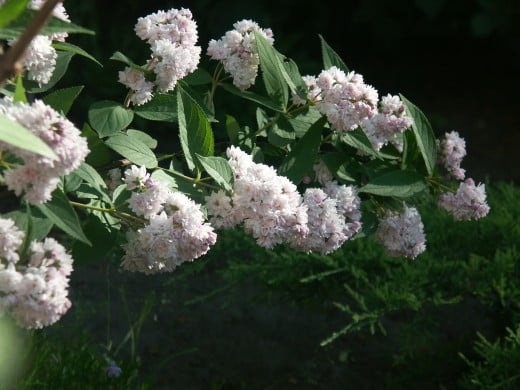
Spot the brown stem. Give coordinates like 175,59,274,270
0,0,62,86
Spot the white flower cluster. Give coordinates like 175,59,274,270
375,205,426,259
205,146,308,248
362,94,413,151
121,166,217,274
0,98,89,204
291,182,362,254
309,66,379,132
438,178,490,221
207,19,274,91
205,147,362,254
0,218,74,329
1,0,71,86
313,160,333,186
437,131,467,180
119,8,202,105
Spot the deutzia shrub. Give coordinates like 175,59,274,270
0,3,490,329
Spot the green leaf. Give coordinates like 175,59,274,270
195,154,233,191
4,208,53,243
359,170,427,198
72,163,111,203
134,93,177,122
0,11,94,39
13,74,27,103
183,68,213,85
225,115,240,144
268,117,295,147
81,123,111,167
0,0,29,28
278,117,326,183
400,94,437,176
288,108,323,138
25,50,73,93
104,133,157,169
72,215,120,264
176,86,214,171
36,189,91,245
109,51,145,71
88,100,134,138
220,83,284,113
42,85,84,115
0,114,57,159
150,170,177,189
282,58,307,99
319,34,349,72
53,42,102,67
127,129,157,149
341,128,382,159
254,31,288,109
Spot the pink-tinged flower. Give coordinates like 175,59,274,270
375,205,426,259
0,218,24,263
0,237,74,329
438,178,490,221
437,131,467,180
119,8,201,105
207,19,274,90
0,98,89,204
362,94,413,152
206,146,308,248
313,160,333,185
314,67,379,132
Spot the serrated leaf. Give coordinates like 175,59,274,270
53,42,102,67
73,162,111,203
359,170,427,198
24,50,73,93
89,100,134,138
36,189,91,245
255,31,288,109
278,117,326,183
109,51,145,71
319,34,349,72
127,129,157,149
0,114,57,159
104,133,157,169
0,10,94,39
134,93,177,122
0,0,29,28
400,94,437,176
341,127,382,159
195,154,233,191
42,85,83,115
176,85,214,171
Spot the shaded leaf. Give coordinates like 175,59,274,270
319,34,349,72
104,133,157,169
400,94,437,176
89,100,134,138
36,189,91,245
42,85,83,115
134,93,177,122
53,42,102,67
359,170,427,198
